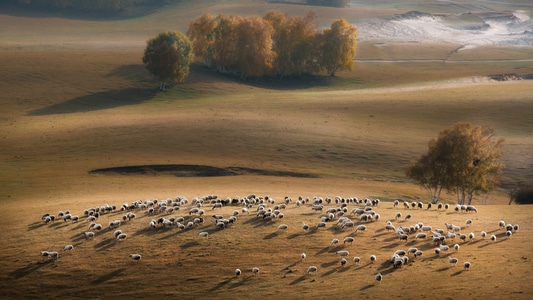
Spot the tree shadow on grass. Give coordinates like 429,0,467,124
28,88,157,115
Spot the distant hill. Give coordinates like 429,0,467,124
5,0,180,19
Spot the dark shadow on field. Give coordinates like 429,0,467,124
451,270,465,276
361,284,376,290
28,88,157,115
229,277,247,289
94,237,116,251
287,232,306,239
9,260,53,279
320,268,337,277
316,245,341,255
106,64,149,81
91,268,126,285
320,260,338,268
209,278,232,292
27,221,47,230
180,241,200,249
290,275,308,285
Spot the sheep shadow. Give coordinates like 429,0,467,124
9,260,53,279
94,237,116,251
320,268,337,277
209,278,232,292
320,260,338,268
289,275,308,285
180,241,200,249
229,277,248,289
27,222,47,231
263,232,280,240
287,232,305,239
451,270,465,276
91,268,126,285
360,284,376,291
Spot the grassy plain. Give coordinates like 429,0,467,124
0,0,532,299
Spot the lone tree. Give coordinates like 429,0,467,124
406,122,504,205
142,31,192,91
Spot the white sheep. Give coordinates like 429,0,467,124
506,230,513,239
340,258,347,266
277,224,289,231
395,212,402,220
114,229,123,238
454,244,460,251
370,254,377,263
252,267,260,276
375,272,383,284
490,234,497,242
448,256,458,266
301,253,306,261
353,256,361,265
84,231,95,239
307,266,318,275
63,245,74,252
116,233,127,241
330,238,340,246
355,225,367,233
235,269,241,277
468,232,475,241
414,250,423,258
465,219,473,227
336,250,349,257
315,222,327,230
343,236,355,245
464,261,471,270
49,251,59,260
130,254,141,262
480,231,487,239
198,231,209,238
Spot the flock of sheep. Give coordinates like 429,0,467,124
39,194,520,284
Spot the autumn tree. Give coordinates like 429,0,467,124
264,11,319,77
319,18,357,76
187,13,217,66
142,31,192,91
406,122,504,205
234,15,275,78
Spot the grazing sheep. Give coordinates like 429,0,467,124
415,233,427,240
464,261,471,270
375,272,383,284
301,253,306,261
353,257,361,265
393,200,399,208
448,256,458,267
459,234,467,243
490,235,497,242
465,219,473,227
454,244,460,251
307,266,318,275
277,224,289,231
370,255,377,263
468,232,475,241
235,269,242,277
439,244,450,252
343,237,355,245
399,234,408,242
414,250,423,258
336,250,349,257
330,238,339,246
198,232,209,238
252,267,260,276
49,252,59,260
434,248,441,255
114,229,123,238
84,231,95,239
301,222,310,231
355,225,367,233
395,212,402,220
40,251,49,260
340,258,347,266
130,254,141,262
116,233,127,241
506,230,513,239
315,222,327,230
499,220,505,229
513,224,519,232
63,245,74,252
480,231,487,239
404,214,411,221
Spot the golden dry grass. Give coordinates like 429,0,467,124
1,1,533,299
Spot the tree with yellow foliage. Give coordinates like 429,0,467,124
406,122,504,205
319,18,357,77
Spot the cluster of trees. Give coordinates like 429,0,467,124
405,122,504,205
187,12,357,78
13,0,161,11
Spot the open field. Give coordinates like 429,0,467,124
0,0,532,299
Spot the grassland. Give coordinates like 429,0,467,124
0,0,532,299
